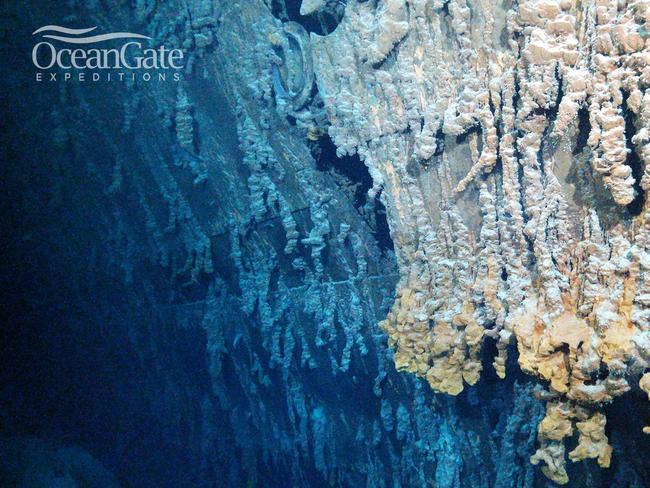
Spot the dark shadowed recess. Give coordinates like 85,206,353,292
270,0,345,35
572,106,591,156
311,133,394,253
622,93,645,217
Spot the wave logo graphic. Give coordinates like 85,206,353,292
32,25,152,44
31,24,184,78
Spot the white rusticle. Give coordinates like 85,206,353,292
312,0,650,483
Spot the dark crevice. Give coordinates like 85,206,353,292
270,0,344,35
514,136,536,261
512,71,521,117
510,71,536,260
622,95,645,217
371,34,408,70
433,127,446,158
549,63,563,123
270,0,287,20
500,267,508,282
373,191,394,253
455,124,482,146
310,134,393,252
573,106,590,155
313,134,373,208
538,68,565,174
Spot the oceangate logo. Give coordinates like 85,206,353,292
32,25,184,82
